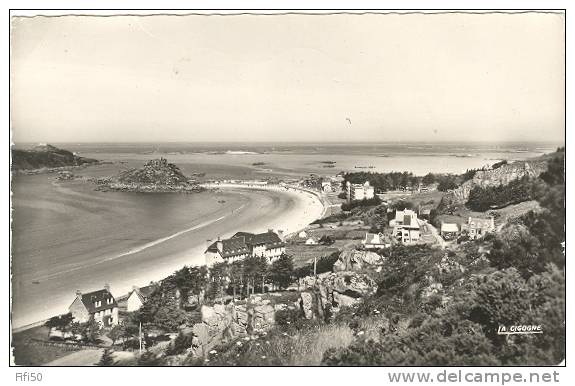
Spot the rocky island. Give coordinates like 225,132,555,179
11,144,99,173
96,158,204,193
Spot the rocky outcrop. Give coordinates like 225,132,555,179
439,160,547,212
12,144,98,171
99,158,203,193
333,249,385,272
299,271,377,320
187,299,282,358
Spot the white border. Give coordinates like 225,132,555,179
2,2,572,385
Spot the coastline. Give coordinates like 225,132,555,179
11,182,325,330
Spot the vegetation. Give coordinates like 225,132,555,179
466,176,533,211
341,196,381,211
97,349,115,366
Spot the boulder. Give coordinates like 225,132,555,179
298,271,377,319
300,292,314,319
333,249,385,272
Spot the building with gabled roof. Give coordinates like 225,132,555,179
440,222,459,240
461,216,495,239
126,283,159,312
205,229,286,266
362,232,390,250
69,284,118,327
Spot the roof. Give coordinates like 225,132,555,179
130,284,158,302
441,223,459,233
79,289,117,313
364,233,383,244
206,230,286,258
468,217,493,227
395,209,417,222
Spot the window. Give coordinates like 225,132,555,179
95,300,101,307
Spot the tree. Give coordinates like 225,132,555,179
189,265,209,306
97,349,115,366
422,173,436,185
108,324,125,346
207,262,229,303
137,351,164,366
173,266,194,308
437,175,458,192
269,254,294,289
45,313,74,338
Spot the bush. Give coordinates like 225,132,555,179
466,176,533,211
275,308,303,327
341,196,381,211
165,332,194,356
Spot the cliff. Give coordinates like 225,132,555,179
438,159,548,212
102,158,203,193
11,144,98,171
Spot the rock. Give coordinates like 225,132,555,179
200,305,217,325
298,271,377,319
333,292,358,307
333,249,385,272
300,292,314,319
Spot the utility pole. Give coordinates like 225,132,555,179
139,321,142,355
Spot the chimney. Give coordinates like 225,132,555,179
76,290,82,300
104,283,110,293
277,229,284,240
206,239,212,250
268,228,274,234
217,237,223,252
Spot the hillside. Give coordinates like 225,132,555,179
11,144,98,171
438,158,548,213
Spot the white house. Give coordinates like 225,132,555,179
126,284,158,312
298,230,308,239
346,181,375,201
362,232,390,250
440,223,459,240
390,209,421,245
461,217,495,239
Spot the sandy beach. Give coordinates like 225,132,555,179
11,173,324,329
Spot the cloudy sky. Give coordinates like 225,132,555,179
10,12,565,143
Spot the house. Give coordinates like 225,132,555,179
362,232,390,250
461,216,495,239
69,285,118,327
305,237,319,245
298,230,308,239
440,223,459,240
126,284,158,312
205,229,286,265
390,209,421,245
346,181,375,201
321,181,333,192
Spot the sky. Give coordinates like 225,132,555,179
10,12,565,144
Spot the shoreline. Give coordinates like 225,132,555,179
11,183,326,330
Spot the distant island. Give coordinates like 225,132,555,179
94,158,204,193
11,144,99,172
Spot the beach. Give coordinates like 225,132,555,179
11,170,324,328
